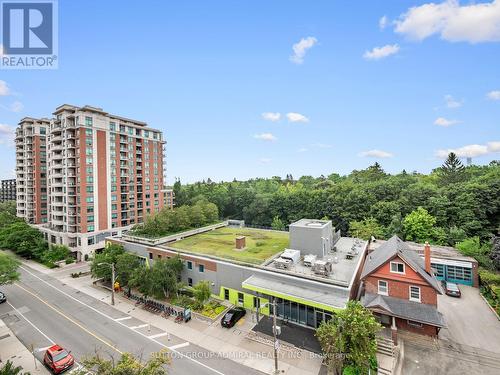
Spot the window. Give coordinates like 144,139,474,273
188,278,193,287
87,215,94,223
85,128,92,136
253,297,260,308
87,207,94,213
86,197,94,203
110,122,116,131
224,289,229,300
88,225,94,232
198,264,204,273
88,236,95,245
378,280,388,296
407,320,423,328
390,261,405,274
238,292,244,304
149,252,153,260
85,116,93,126
409,286,421,302
187,261,192,270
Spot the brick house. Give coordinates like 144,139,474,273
360,236,445,342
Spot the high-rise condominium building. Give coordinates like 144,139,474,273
15,105,166,258
15,118,50,223
1,179,17,202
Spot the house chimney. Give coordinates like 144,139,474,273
424,241,431,274
236,236,246,250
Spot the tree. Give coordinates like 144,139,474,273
402,207,438,243
0,360,30,375
115,252,142,291
316,301,380,375
491,236,500,271
193,280,211,307
40,245,70,267
90,244,125,281
0,222,47,259
348,218,384,240
0,253,20,285
271,216,285,231
75,351,170,375
456,237,493,269
131,256,184,299
439,152,465,184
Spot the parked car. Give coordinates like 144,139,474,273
441,280,461,298
0,291,6,303
43,344,74,374
221,307,246,328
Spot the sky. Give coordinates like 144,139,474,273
0,0,499,184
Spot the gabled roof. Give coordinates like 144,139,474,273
361,235,442,293
362,293,446,328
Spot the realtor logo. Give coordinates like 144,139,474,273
1,0,58,69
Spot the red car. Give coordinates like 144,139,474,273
43,344,74,374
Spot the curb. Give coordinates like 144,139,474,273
479,292,500,321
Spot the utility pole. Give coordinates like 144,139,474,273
111,262,115,306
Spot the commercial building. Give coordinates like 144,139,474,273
108,219,368,330
360,236,445,340
15,105,166,258
0,179,16,202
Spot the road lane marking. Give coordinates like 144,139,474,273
148,332,169,339
114,316,132,321
168,342,190,350
19,265,225,375
6,301,54,344
129,324,149,330
14,283,123,356
36,345,52,352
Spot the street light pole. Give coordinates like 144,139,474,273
98,262,115,306
111,262,115,306
272,297,279,374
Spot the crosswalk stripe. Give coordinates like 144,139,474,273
168,342,190,350
148,332,169,339
129,323,149,330
114,316,132,321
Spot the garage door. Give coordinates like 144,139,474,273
431,262,473,286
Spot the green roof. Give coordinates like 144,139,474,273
168,227,289,265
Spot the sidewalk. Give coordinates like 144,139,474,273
0,319,50,374
52,262,323,375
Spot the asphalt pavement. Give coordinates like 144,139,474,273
0,264,265,375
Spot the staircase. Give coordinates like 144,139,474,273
376,336,395,375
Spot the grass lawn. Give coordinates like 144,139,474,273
169,227,289,264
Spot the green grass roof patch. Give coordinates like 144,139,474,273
168,227,289,264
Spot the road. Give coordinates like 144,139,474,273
0,264,264,375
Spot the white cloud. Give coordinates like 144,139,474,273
9,101,23,112
259,158,272,164
436,141,500,158
286,112,309,123
298,147,308,153
394,0,500,43
0,80,10,96
434,117,459,127
254,133,277,142
359,149,394,158
262,112,281,122
444,94,463,108
290,36,318,64
0,123,15,146
486,90,500,100
363,44,400,60
379,15,389,29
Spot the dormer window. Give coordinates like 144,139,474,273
390,261,405,274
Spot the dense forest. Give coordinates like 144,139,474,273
172,154,500,247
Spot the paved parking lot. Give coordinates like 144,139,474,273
438,285,500,353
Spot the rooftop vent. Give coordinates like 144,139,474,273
235,236,246,249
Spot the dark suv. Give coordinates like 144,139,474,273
221,307,246,328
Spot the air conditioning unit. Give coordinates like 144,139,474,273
274,258,292,270
312,260,333,276
303,254,317,267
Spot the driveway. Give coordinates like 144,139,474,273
438,285,500,353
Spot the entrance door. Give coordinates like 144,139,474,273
316,311,324,328
224,288,229,300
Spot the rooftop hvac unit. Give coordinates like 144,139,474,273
274,258,292,270
303,254,317,267
312,260,333,276
280,249,301,264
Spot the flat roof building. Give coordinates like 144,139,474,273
109,219,368,329
0,179,16,202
